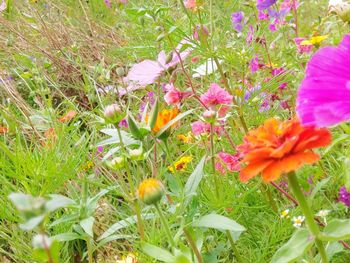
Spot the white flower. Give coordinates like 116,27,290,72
292,216,305,228
280,209,290,219
316,210,330,218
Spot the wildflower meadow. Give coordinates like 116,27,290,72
1,0,350,262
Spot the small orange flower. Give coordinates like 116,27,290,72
42,128,57,148
58,110,77,123
149,108,178,133
0,126,9,134
177,131,193,143
238,118,331,182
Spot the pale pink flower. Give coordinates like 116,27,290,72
184,0,197,9
0,0,6,12
164,83,191,106
122,39,193,95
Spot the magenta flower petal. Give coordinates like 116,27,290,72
296,34,350,127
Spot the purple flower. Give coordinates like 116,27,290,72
257,0,277,10
296,34,350,127
104,0,111,7
231,12,244,32
119,119,128,128
249,56,260,73
339,186,350,206
246,25,254,44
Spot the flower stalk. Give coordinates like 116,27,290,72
287,172,328,263
154,203,175,247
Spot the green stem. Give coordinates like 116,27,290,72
226,230,244,263
262,184,278,213
210,123,220,199
183,228,203,263
116,126,144,240
287,172,328,263
86,237,93,263
154,203,175,247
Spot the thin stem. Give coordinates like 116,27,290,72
260,184,278,213
183,228,203,263
226,230,244,263
116,125,144,240
154,203,176,247
287,172,328,263
212,56,248,133
210,123,220,199
270,181,298,206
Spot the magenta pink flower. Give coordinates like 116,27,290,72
164,83,191,106
297,34,350,127
200,83,233,117
200,83,233,106
191,121,223,136
294,38,313,54
217,152,240,172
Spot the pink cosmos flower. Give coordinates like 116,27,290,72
296,34,350,127
164,83,191,106
294,38,313,54
122,40,193,95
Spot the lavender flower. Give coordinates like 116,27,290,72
257,0,277,10
231,12,244,32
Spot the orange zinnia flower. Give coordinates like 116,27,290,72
150,108,178,133
238,118,331,183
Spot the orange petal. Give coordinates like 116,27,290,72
243,148,273,162
239,160,273,182
262,152,320,182
270,136,298,158
293,129,331,153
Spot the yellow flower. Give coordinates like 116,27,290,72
301,35,328,46
177,132,194,143
137,178,164,205
168,156,192,173
280,209,290,219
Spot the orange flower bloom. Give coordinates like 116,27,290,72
238,118,331,183
58,110,77,123
149,108,178,133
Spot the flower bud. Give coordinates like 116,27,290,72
202,109,216,123
137,178,164,205
104,104,124,124
107,156,125,170
129,148,144,161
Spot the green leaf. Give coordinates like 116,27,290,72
156,109,194,138
127,114,142,139
191,213,246,233
184,156,206,204
142,242,176,262
20,215,45,231
80,217,95,237
271,229,315,263
148,98,159,130
45,194,75,212
98,129,139,147
320,219,350,241
52,232,82,242
97,213,155,241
